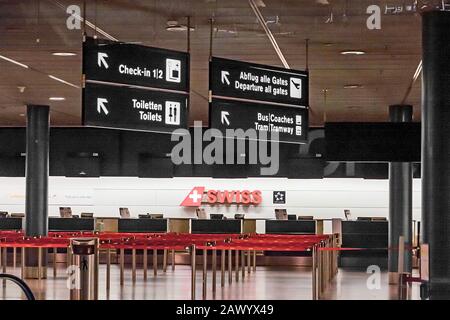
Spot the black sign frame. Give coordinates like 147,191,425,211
210,56,308,107
83,83,189,134
209,98,308,144
82,37,190,134
83,37,190,93
209,56,309,144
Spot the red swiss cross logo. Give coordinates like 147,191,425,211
180,187,205,207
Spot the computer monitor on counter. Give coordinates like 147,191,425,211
275,209,288,220
59,207,72,218
119,208,130,218
196,208,207,219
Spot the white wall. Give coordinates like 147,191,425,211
0,177,422,222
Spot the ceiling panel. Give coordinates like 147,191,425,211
0,0,425,127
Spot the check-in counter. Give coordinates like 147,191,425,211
168,218,190,233
0,217,22,230
338,220,388,269
265,220,319,235
191,219,242,234
49,217,95,231
95,217,119,232
242,219,257,234
264,220,319,258
118,218,168,233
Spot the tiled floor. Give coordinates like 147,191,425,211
0,264,420,300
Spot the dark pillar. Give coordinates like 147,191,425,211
388,105,413,284
422,11,450,299
24,105,49,278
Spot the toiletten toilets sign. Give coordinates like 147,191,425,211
83,83,188,133
82,37,189,133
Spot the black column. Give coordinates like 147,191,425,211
24,105,49,278
422,11,450,299
388,105,413,284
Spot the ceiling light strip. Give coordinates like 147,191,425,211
0,54,29,69
0,53,79,89
401,59,422,104
248,0,290,69
48,75,80,89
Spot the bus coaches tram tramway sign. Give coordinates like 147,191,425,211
82,37,189,133
209,56,309,144
210,98,308,144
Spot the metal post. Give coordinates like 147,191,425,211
191,245,196,300
235,250,239,282
209,18,214,61
318,245,322,299
202,249,207,300
153,249,157,276
187,15,191,53
143,249,148,280
132,248,136,283
212,249,217,298
2,247,6,287
312,246,317,300
171,249,175,271
221,249,225,287
37,247,42,282
228,249,232,284
53,247,57,277
120,248,124,286
69,238,99,300
106,249,111,291
21,247,25,279
163,249,167,272
241,250,245,279
13,248,16,269
67,247,71,269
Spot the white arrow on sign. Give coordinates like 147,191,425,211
221,71,230,85
97,52,109,69
97,98,109,115
221,111,230,126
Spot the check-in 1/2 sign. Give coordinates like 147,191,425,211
82,37,189,133
83,37,189,92
210,57,308,107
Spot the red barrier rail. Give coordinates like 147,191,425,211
0,231,330,252
0,230,338,301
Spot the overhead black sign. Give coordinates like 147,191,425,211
210,57,308,107
83,37,189,92
83,83,188,134
210,99,308,144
